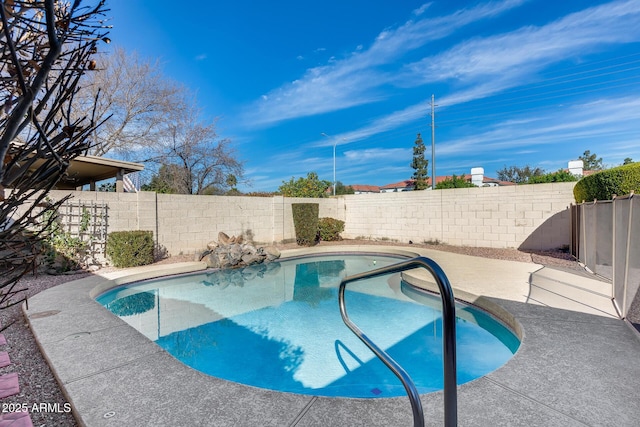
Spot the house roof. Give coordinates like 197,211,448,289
22,155,144,190
58,155,144,189
479,176,517,186
351,184,380,193
380,180,415,190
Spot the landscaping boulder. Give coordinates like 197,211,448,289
199,233,280,269
262,245,281,262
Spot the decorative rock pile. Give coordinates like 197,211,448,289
199,232,281,269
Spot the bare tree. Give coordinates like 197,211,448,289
143,98,243,195
76,46,182,157
1,0,109,309
76,45,242,193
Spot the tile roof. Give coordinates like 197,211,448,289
350,184,380,193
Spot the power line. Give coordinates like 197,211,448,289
355,55,640,142
439,65,640,115
258,53,640,160
438,79,640,127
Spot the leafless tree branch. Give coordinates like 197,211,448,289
143,97,243,195
74,46,183,157
0,0,109,309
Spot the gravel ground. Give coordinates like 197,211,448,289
0,240,634,426
1,273,91,427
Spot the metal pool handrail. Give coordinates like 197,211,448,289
338,256,458,427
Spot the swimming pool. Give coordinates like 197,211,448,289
97,253,520,398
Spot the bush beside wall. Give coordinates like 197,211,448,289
318,217,345,241
292,203,319,246
106,230,154,267
574,163,640,202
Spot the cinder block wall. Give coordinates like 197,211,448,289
42,182,575,255
341,182,576,250
47,189,143,231
155,194,277,254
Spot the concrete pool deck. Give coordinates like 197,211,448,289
25,246,640,426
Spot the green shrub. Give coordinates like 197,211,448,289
40,207,91,272
528,169,578,184
435,174,476,189
291,203,319,246
573,162,640,202
106,230,154,267
318,217,345,241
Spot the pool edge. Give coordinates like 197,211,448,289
27,247,637,425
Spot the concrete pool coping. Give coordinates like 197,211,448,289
25,246,640,426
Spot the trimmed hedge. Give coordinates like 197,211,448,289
318,217,345,241
292,203,319,246
106,230,154,267
573,162,640,202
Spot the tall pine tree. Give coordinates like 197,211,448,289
411,133,429,190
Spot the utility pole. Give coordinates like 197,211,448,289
430,94,436,190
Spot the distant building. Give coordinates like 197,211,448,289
380,180,415,192
566,160,597,177
469,167,515,187
377,168,515,192
351,161,594,194
350,184,380,194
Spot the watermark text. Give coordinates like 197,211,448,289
2,402,72,413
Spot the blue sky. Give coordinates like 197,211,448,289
106,0,640,191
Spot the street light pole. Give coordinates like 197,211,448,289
321,132,337,196
333,142,336,196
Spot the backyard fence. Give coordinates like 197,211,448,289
571,193,640,318
38,182,576,261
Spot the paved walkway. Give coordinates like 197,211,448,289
24,246,640,426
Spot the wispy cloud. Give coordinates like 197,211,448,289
438,96,640,156
402,0,640,85
311,82,508,148
343,148,410,163
242,0,527,127
313,0,640,146
412,3,432,17
241,153,331,190
195,53,207,61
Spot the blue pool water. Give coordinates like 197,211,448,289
97,254,520,398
